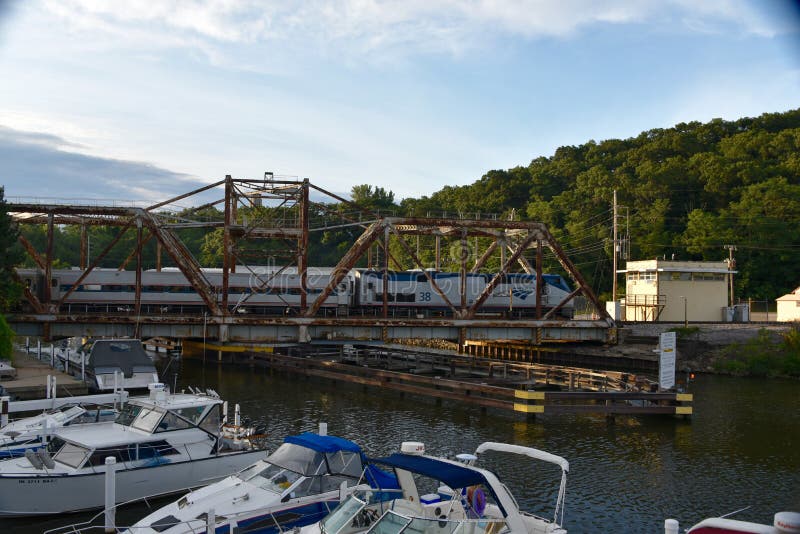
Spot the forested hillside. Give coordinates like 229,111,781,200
401,108,800,301
16,108,800,302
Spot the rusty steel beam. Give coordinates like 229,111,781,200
304,221,385,318
541,286,584,320
387,226,460,315
57,221,134,307
385,216,550,234
139,210,222,315
10,312,607,329
222,176,232,312
134,222,143,318
465,234,537,319
459,232,467,315
12,215,131,227
18,235,46,270
229,227,302,238
9,204,137,217
471,239,498,273
539,227,611,322
507,243,535,274
392,227,500,238
80,225,87,270
119,231,153,270
299,179,309,312
12,271,45,314
382,226,389,318
536,240,543,319
44,213,54,306
146,179,226,212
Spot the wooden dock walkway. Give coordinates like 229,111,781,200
1,351,88,400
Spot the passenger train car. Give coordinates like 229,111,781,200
17,267,353,316
17,267,575,318
356,269,575,318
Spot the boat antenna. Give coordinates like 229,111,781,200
719,505,751,519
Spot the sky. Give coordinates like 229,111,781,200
0,0,799,207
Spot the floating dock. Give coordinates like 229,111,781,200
184,341,691,418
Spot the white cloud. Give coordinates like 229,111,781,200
39,0,787,64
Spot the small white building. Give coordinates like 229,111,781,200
776,287,800,322
618,259,736,322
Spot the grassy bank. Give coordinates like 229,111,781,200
712,327,800,378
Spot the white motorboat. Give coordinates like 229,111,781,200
0,404,116,459
301,441,569,534
665,510,800,534
125,432,399,534
0,384,266,516
65,338,159,392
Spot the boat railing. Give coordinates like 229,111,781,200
0,436,44,457
45,491,343,534
42,484,210,534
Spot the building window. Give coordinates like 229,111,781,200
691,273,725,281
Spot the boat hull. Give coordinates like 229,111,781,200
0,450,265,517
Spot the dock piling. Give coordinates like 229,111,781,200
1,396,8,428
664,519,679,534
207,509,216,533
104,456,116,532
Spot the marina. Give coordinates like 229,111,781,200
1,356,796,532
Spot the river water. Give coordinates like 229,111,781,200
5,356,799,533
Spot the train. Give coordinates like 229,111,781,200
16,267,576,318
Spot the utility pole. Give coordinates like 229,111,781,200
724,244,736,307
612,190,618,303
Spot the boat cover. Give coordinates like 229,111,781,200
370,453,489,489
284,433,362,454
86,340,155,378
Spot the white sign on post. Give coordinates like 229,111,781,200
659,331,677,390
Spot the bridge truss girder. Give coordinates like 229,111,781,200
9,177,612,345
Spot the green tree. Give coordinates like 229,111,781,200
0,187,23,312
350,185,396,211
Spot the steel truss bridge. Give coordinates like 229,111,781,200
7,176,615,347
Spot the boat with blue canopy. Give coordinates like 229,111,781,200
125,431,399,534
300,441,569,534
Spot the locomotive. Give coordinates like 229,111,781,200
17,267,575,318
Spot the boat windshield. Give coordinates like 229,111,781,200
53,441,91,468
321,494,367,534
266,442,362,477
236,460,303,493
130,406,166,433
115,403,144,426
